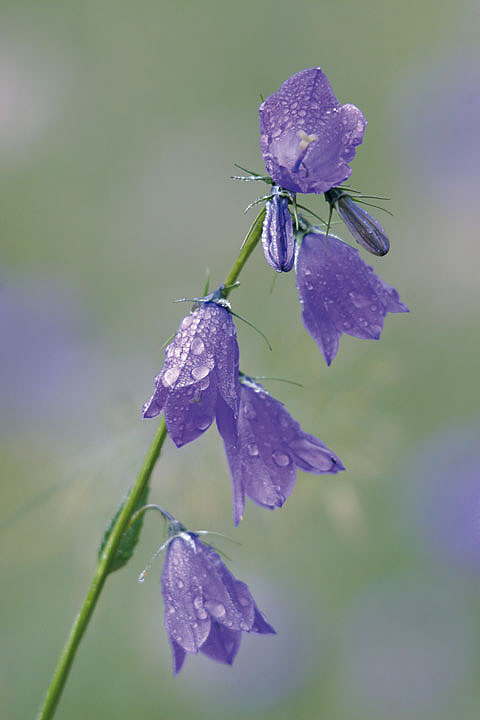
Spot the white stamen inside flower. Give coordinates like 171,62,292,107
297,130,318,150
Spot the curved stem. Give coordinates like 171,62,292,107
36,209,265,720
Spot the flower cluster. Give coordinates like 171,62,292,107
142,67,409,674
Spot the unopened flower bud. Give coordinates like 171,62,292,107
261,188,295,272
326,188,390,256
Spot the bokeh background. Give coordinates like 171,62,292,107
1,1,480,718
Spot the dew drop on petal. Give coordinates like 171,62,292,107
197,608,208,620
162,366,180,387
272,450,291,466
193,596,203,610
205,601,226,618
243,404,257,421
247,443,259,456
191,337,205,355
177,580,184,589
191,365,210,381
195,415,211,431
197,376,210,391
181,315,194,329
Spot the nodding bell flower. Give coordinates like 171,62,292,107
259,67,367,195
218,376,344,525
296,232,408,366
325,188,390,256
161,529,275,673
143,296,240,447
261,186,295,272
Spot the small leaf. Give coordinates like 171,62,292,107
99,484,150,574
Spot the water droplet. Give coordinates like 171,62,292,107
272,450,290,466
205,601,226,618
195,415,211,431
191,365,210,381
197,376,210,391
181,315,193,329
240,621,250,631
193,596,203,609
168,607,176,614
305,280,314,291
197,608,208,620
243,404,257,420
191,337,205,355
177,580,184,589
162,366,180,387
247,443,259,456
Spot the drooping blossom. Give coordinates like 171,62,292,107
162,530,275,673
296,232,408,366
218,376,344,525
325,188,390,257
143,300,239,447
259,67,367,194
261,186,295,272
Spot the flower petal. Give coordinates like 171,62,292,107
296,232,409,365
259,68,366,194
251,605,276,635
200,623,242,665
169,638,187,675
161,538,211,653
218,380,343,523
143,302,240,447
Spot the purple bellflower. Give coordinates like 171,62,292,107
296,232,408,366
218,376,344,526
325,188,390,257
259,67,367,194
143,300,239,447
261,186,295,272
162,530,275,673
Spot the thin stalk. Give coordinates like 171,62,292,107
36,209,265,720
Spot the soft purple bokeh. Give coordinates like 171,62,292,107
259,68,366,194
143,303,239,447
261,188,295,272
0,274,104,439
218,377,344,525
161,533,275,673
296,232,408,365
406,424,480,572
395,53,480,201
338,578,473,719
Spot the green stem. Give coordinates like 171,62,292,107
36,208,265,720
224,207,265,292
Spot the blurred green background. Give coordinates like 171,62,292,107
2,1,480,718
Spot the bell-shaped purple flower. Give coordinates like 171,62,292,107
162,532,275,673
218,377,344,526
325,188,390,256
296,232,409,366
261,187,295,272
259,68,367,195
143,302,239,447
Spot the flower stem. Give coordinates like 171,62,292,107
37,419,167,720
36,208,265,720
